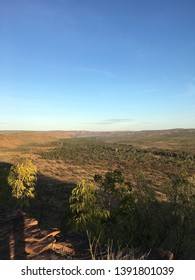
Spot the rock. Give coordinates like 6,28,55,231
0,210,76,260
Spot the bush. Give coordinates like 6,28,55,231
8,159,37,209
69,180,109,237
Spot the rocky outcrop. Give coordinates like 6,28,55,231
0,210,76,260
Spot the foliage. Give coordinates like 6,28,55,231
131,179,167,247
39,138,195,188
8,159,37,209
69,180,109,236
165,176,195,258
94,170,134,242
69,168,195,259
99,170,168,247
69,169,165,250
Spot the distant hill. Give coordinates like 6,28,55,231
0,129,194,152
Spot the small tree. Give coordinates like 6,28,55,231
165,176,195,258
69,180,109,237
94,169,134,244
8,159,37,209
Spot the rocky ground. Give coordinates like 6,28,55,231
0,210,89,260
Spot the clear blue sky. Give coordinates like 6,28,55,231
0,0,195,131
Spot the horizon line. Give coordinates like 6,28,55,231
0,128,194,133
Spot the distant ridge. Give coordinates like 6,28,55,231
0,129,194,151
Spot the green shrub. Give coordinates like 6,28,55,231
69,180,109,237
8,159,37,209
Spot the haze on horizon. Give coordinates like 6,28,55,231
1,0,195,131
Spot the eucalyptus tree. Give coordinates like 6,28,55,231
8,159,37,209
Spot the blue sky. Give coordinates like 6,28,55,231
0,0,195,131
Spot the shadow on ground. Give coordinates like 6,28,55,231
0,161,89,260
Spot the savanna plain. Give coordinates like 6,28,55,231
0,129,194,260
